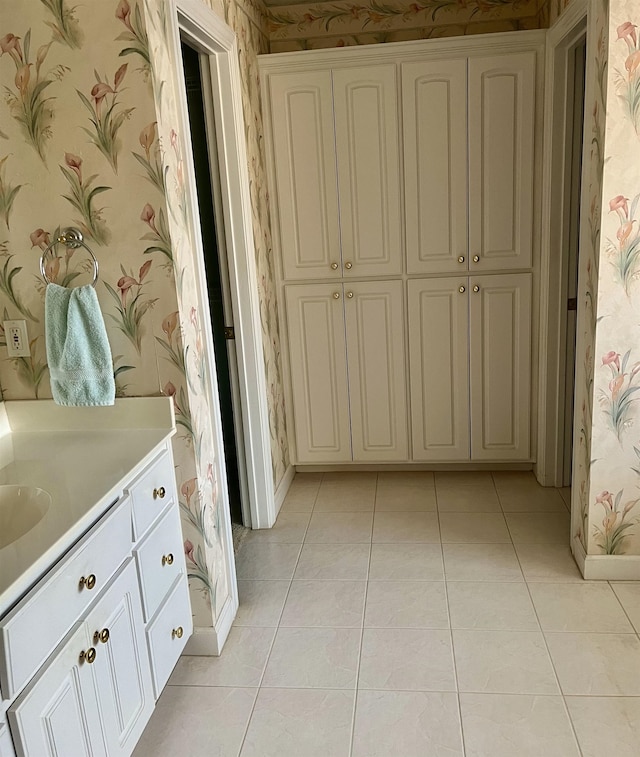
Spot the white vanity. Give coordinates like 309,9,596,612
0,398,192,757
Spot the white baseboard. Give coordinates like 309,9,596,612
183,594,237,656
273,464,295,517
572,535,640,580
295,462,533,473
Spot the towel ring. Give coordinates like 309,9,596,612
40,228,99,288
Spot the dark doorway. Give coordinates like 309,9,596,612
181,40,244,524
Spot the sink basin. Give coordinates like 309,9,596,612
0,486,51,549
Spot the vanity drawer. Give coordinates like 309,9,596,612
134,504,185,622
0,496,132,700
146,575,192,697
127,448,178,539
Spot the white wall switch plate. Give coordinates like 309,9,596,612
4,320,30,357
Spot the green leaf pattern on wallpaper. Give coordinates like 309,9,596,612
0,30,66,161
0,155,23,230
59,153,111,244
615,21,640,135
39,0,84,49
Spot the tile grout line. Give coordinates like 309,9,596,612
436,474,468,757
607,580,640,640
510,532,585,757
234,474,321,756
348,472,376,757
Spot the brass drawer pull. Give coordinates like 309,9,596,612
344,261,353,269
473,285,480,293
79,647,96,665
162,553,174,567
79,574,96,591
93,628,110,644
458,255,465,263
330,262,338,270
472,254,480,263
153,487,166,500
459,285,466,294
171,626,183,640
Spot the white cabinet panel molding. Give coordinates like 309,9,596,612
408,278,470,460
345,281,408,460
403,60,469,274
333,66,403,277
269,72,341,281
285,284,351,463
468,52,536,272
470,273,532,460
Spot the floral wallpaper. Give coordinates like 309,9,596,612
0,0,289,632
265,0,546,52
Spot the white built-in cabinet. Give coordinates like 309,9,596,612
285,281,407,463
261,33,541,465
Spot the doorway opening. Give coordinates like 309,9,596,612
560,34,586,487
180,39,246,526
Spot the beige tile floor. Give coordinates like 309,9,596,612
134,471,640,757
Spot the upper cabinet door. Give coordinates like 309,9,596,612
468,52,535,272
285,284,352,463
469,273,531,461
345,280,408,461
269,71,342,280
333,66,403,277
402,59,468,274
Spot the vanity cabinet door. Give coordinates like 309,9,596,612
8,624,108,757
85,559,154,757
0,722,15,757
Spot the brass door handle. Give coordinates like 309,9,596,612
344,262,353,269
171,626,184,640
93,628,110,644
472,255,480,263
473,285,480,293
79,574,96,591
162,553,174,567
333,292,340,299
459,285,466,294
153,487,166,500
330,262,339,270
458,255,465,263
346,291,354,299
79,647,96,665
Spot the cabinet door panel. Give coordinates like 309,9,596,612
408,278,470,460
345,281,408,460
333,66,402,277
9,624,107,757
470,273,531,460
285,284,351,463
402,60,468,274
86,559,154,756
269,71,341,280
468,52,535,271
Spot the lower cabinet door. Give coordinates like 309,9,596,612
146,575,192,698
408,277,470,461
345,280,408,460
469,272,532,460
285,283,352,463
8,624,108,757
85,559,154,756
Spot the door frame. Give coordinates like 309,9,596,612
170,0,276,533
536,0,588,486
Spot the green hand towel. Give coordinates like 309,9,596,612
45,283,115,406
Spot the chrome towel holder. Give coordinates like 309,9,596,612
39,227,99,288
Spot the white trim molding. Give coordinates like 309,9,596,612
273,464,295,516
184,594,235,655
573,535,640,580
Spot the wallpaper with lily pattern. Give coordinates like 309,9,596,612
575,0,640,557
0,0,288,630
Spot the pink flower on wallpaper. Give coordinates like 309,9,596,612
599,349,640,439
30,228,50,250
162,311,179,342
618,21,638,49
181,478,197,506
626,50,640,75
116,0,134,32
139,122,157,157
184,539,195,563
602,351,621,371
64,151,82,181
0,34,23,65
163,381,176,398
596,490,614,508
609,195,629,218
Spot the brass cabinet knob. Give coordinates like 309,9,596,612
330,262,339,270
458,255,465,263
93,628,110,644
79,647,96,665
472,255,480,263
162,553,174,567
79,574,96,591
346,291,354,299
344,262,353,269
473,285,480,293
458,285,466,294
153,486,166,500
171,626,184,640
333,292,340,299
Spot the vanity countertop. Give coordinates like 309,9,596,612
0,398,175,615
